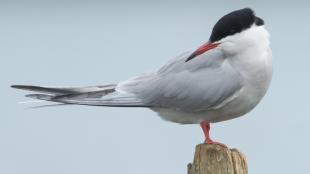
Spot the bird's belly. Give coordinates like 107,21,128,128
150,108,211,124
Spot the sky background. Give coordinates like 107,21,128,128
1,1,310,174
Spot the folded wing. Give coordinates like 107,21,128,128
118,49,243,111
12,49,242,110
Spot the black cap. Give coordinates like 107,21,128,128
209,8,264,42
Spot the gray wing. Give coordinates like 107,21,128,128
118,49,243,111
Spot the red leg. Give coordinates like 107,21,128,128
200,121,227,147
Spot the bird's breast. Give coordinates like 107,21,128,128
216,46,273,120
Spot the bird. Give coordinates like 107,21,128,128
11,8,272,146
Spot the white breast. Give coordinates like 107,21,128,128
207,25,273,122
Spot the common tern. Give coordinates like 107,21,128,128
12,8,272,145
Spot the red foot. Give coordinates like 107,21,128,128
200,121,227,148
204,140,227,148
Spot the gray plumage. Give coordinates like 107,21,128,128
118,50,242,112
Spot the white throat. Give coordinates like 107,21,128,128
218,25,270,57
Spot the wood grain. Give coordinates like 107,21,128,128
187,144,247,174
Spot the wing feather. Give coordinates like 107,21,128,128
118,49,243,111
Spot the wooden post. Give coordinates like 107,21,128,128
187,144,248,174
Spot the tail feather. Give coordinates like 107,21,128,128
12,84,150,107
26,94,54,100
24,93,150,107
11,84,116,95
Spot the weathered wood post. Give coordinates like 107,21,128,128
187,144,248,174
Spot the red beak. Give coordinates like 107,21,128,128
186,42,220,62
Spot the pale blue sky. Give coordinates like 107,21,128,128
1,1,310,174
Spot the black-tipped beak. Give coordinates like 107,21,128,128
186,52,198,62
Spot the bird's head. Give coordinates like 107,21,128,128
186,8,268,61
